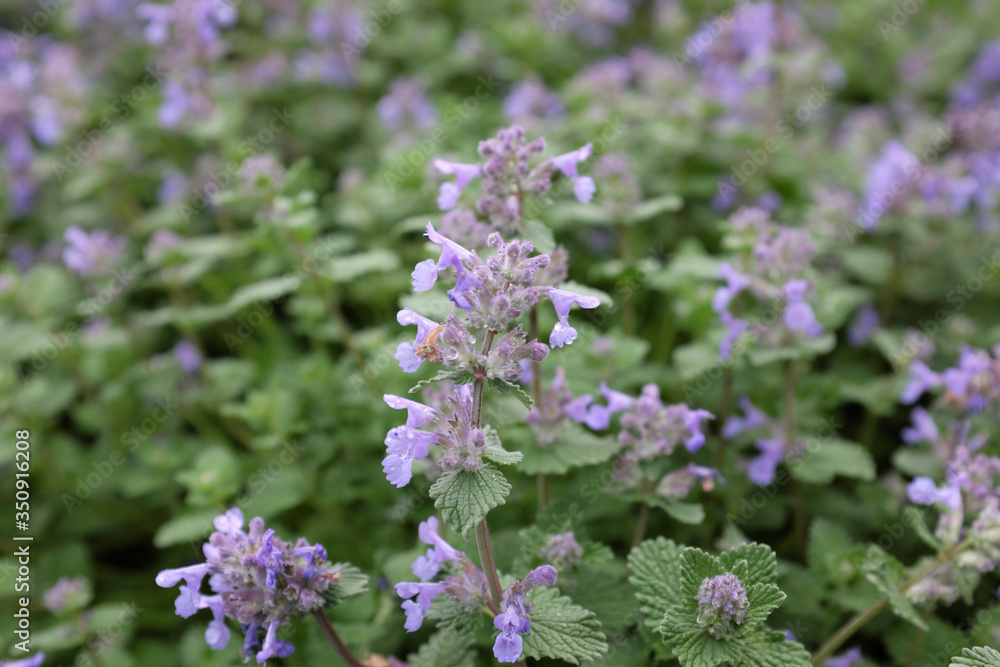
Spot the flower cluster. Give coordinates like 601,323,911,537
62,226,128,277
137,0,237,127
434,125,595,236
902,345,1000,414
694,572,749,639
395,517,557,663
376,77,437,146
539,531,583,570
525,368,592,445
712,207,822,359
155,508,341,663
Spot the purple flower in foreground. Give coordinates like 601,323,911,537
695,573,749,639
411,516,460,581
547,288,600,347
394,308,443,373
382,394,442,487
550,142,596,203
493,565,558,662
62,226,127,276
156,508,344,663
395,580,448,632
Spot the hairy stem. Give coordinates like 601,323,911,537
472,330,504,608
810,538,972,665
313,611,365,667
631,477,654,548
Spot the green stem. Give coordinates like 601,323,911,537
472,330,504,608
312,611,365,667
616,217,636,336
529,305,550,511
631,478,654,548
810,538,972,665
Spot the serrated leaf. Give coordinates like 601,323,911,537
519,586,608,664
863,551,929,631
323,564,369,607
482,425,522,465
660,625,742,667
426,595,491,635
516,422,620,475
406,629,477,667
736,627,812,667
789,438,875,484
487,377,533,409
718,543,778,587
409,370,475,394
951,646,1000,667
628,538,685,630
428,465,510,537
739,583,785,631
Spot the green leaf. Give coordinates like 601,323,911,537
747,334,836,366
522,219,556,255
322,564,369,607
152,509,218,547
410,370,476,394
519,586,608,664
904,507,941,550
951,646,1000,667
789,438,876,484
863,550,929,631
516,422,619,475
718,543,778,587
739,583,785,631
482,425,523,465
736,627,812,667
426,596,491,635
619,493,705,525
660,624,742,667
487,377,533,409
325,249,400,282
406,630,477,667
428,464,511,537
680,548,726,598
628,537,685,630
627,194,683,224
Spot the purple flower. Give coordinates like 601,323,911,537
136,2,172,44
683,409,715,452
825,646,863,667
395,581,448,632
256,618,294,663
394,308,443,373
504,75,564,122
713,262,751,314
722,396,770,439
173,340,201,373
907,477,939,505
145,229,182,261
411,516,460,580
546,288,600,347
158,79,190,129
434,160,482,210
256,529,284,588
412,223,478,298
0,654,45,667
901,407,938,444
493,605,529,662
858,141,917,229
694,572,749,639
901,361,942,404
382,394,442,487
62,226,127,276
539,532,583,569
43,576,90,615
747,439,784,485
550,143,596,203
376,78,437,133
847,304,880,347
782,280,822,336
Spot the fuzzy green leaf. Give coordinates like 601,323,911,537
863,551,929,631
736,627,812,667
628,538,685,630
718,543,778,587
519,586,608,664
428,464,510,537
321,564,369,607
481,425,523,465
739,583,785,632
486,377,534,409
410,370,476,394
950,646,1000,667
680,548,726,598
516,422,619,475
406,630,477,667
660,625,743,667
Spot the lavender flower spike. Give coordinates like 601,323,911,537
694,572,749,639
434,160,482,210
547,288,600,347
551,142,596,203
